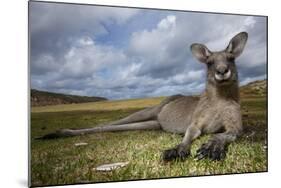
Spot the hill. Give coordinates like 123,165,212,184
31,89,107,107
240,79,267,97
32,79,267,112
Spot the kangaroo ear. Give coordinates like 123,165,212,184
190,43,212,63
226,32,248,58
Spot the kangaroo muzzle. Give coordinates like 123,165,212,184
215,69,231,81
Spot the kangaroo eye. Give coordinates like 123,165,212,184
228,57,235,62
206,59,214,64
227,54,235,62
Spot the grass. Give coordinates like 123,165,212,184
30,95,267,187
31,96,165,113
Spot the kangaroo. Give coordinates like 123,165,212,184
39,32,248,161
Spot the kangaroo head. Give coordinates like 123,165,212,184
191,32,248,86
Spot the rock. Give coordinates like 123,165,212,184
94,162,129,172
74,142,88,146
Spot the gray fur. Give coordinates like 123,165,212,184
40,32,248,161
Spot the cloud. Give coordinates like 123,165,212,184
30,2,267,99
30,2,139,75
128,13,266,88
127,14,196,80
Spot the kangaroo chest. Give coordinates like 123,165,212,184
191,98,239,134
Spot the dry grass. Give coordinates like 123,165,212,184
31,96,165,113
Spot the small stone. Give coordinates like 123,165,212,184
94,162,129,172
74,142,88,146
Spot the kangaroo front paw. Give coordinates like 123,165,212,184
162,145,190,161
195,140,227,161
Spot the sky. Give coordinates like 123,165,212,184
29,2,267,100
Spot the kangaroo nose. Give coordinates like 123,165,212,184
216,67,229,75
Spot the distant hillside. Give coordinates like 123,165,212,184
240,79,267,97
31,80,266,107
31,89,107,107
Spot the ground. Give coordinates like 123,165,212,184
30,94,267,187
